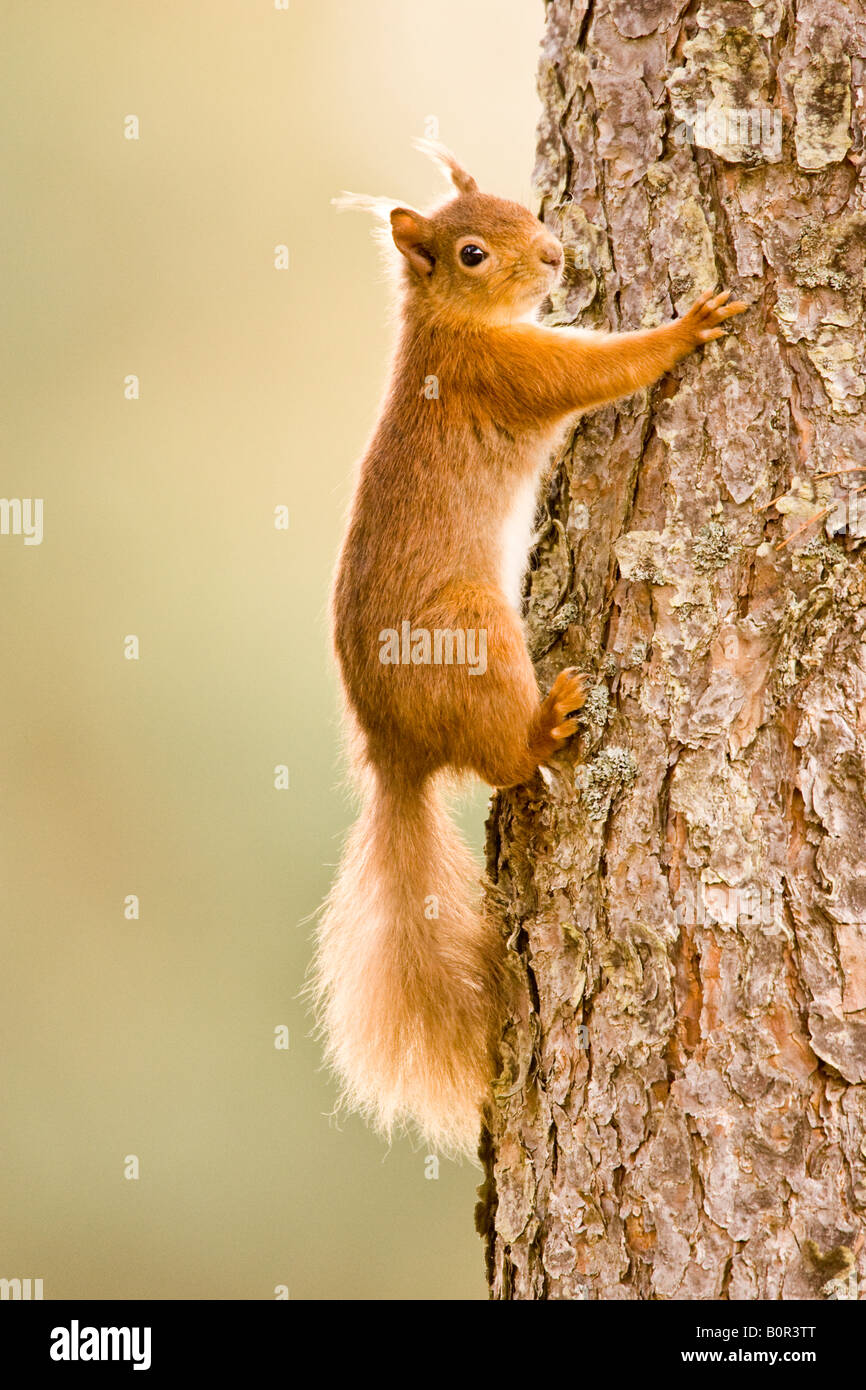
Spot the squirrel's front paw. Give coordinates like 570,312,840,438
682,288,748,345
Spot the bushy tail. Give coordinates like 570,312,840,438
312,771,508,1155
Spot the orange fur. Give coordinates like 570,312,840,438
314,145,747,1153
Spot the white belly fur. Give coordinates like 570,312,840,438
499,475,540,609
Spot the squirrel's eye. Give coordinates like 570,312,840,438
459,244,487,267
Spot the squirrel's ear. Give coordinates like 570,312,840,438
413,138,478,196
390,208,436,276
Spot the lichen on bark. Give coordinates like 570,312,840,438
481,0,866,1301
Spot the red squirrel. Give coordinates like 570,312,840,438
314,141,747,1153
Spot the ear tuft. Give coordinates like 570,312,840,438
331,191,403,219
412,138,479,196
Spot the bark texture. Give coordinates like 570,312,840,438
480,0,866,1300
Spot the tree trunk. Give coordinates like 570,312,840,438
479,0,866,1301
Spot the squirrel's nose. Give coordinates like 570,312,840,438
539,241,563,269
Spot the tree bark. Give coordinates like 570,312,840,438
480,0,866,1301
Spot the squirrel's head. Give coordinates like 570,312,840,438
333,141,563,324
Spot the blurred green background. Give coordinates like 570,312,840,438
0,0,541,1299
